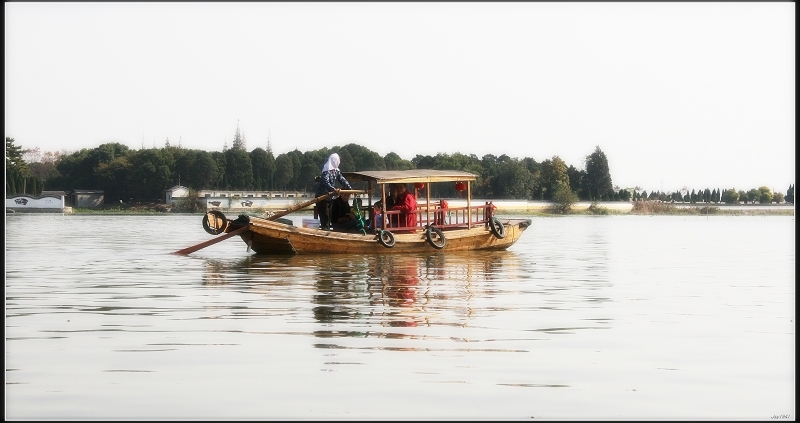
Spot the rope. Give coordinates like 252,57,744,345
353,195,367,235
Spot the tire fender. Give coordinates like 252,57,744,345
425,225,446,249
203,210,229,235
489,217,506,239
377,230,396,248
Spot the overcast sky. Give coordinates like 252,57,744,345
5,2,795,193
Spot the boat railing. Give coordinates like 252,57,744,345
380,201,495,232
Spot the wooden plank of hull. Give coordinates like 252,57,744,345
236,218,530,255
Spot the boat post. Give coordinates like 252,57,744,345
467,181,472,229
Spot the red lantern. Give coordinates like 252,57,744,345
455,182,467,198
414,182,425,190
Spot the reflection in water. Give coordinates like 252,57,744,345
366,254,422,328
194,242,617,357
199,250,531,335
312,256,372,324
194,241,617,348
201,259,229,285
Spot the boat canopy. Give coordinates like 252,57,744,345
341,169,477,185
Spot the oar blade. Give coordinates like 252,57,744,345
171,225,249,255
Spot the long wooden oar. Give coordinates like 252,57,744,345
172,225,250,255
172,189,366,255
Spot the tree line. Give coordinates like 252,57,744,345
6,133,795,206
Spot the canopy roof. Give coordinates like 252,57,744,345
342,169,477,185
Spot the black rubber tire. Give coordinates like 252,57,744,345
425,225,446,249
489,217,506,239
203,210,228,235
377,230,396,248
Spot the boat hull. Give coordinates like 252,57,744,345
228,216,531,255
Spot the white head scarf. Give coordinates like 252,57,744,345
322,153,340,172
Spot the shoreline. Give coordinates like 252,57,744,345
9,201,793,217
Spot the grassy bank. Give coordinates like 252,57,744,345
496,201,793,216
627,201,794,216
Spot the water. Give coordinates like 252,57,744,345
5,213,795,420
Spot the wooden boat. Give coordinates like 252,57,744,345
176,169,531,255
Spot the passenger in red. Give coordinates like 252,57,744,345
389,183,417,229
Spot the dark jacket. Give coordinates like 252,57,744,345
331,196,353,222
315,169,352,197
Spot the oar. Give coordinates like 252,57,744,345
266,190,365,221
171,189,366,255
171,225,250,255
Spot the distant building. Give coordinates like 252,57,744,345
165,185,191,205
165,186,311,210
69,190,104,208
6,191,72,213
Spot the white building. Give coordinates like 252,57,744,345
6,191,72,213
165,185,311,210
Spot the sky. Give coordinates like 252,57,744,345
5,2,795,194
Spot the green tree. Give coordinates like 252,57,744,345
95,156,133,203
285,149,305,189
231,120,247,151
786,184,794,204
54,142,132,195
92,142,131,166
250,147,270,190
772,191,785,203
550,182,579,214
721,188,739,204
6,137,46,195
210,151,227,189
339,143,385,171
746,188,760,204
405,152,485,197
175,149,219,190
300,150,329,192
128,148,174,202
738,190,749,204
473,154,499,198
412,154,438,170
224,148,254,189
757,186,773,204
274,154,294,190
6,169,17,195
539,156,570,201
27,150,63,182
384,152,415,171
493,158,534,199
193,150,220,190
584,146,613,201
53,148,91,190
6,137,28,174
264,142,277,190
566,165,587,200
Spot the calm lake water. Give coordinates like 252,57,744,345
5,213,795,420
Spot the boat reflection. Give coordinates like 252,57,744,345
363,254,423,327
311,251,528,336
198,250,529,336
